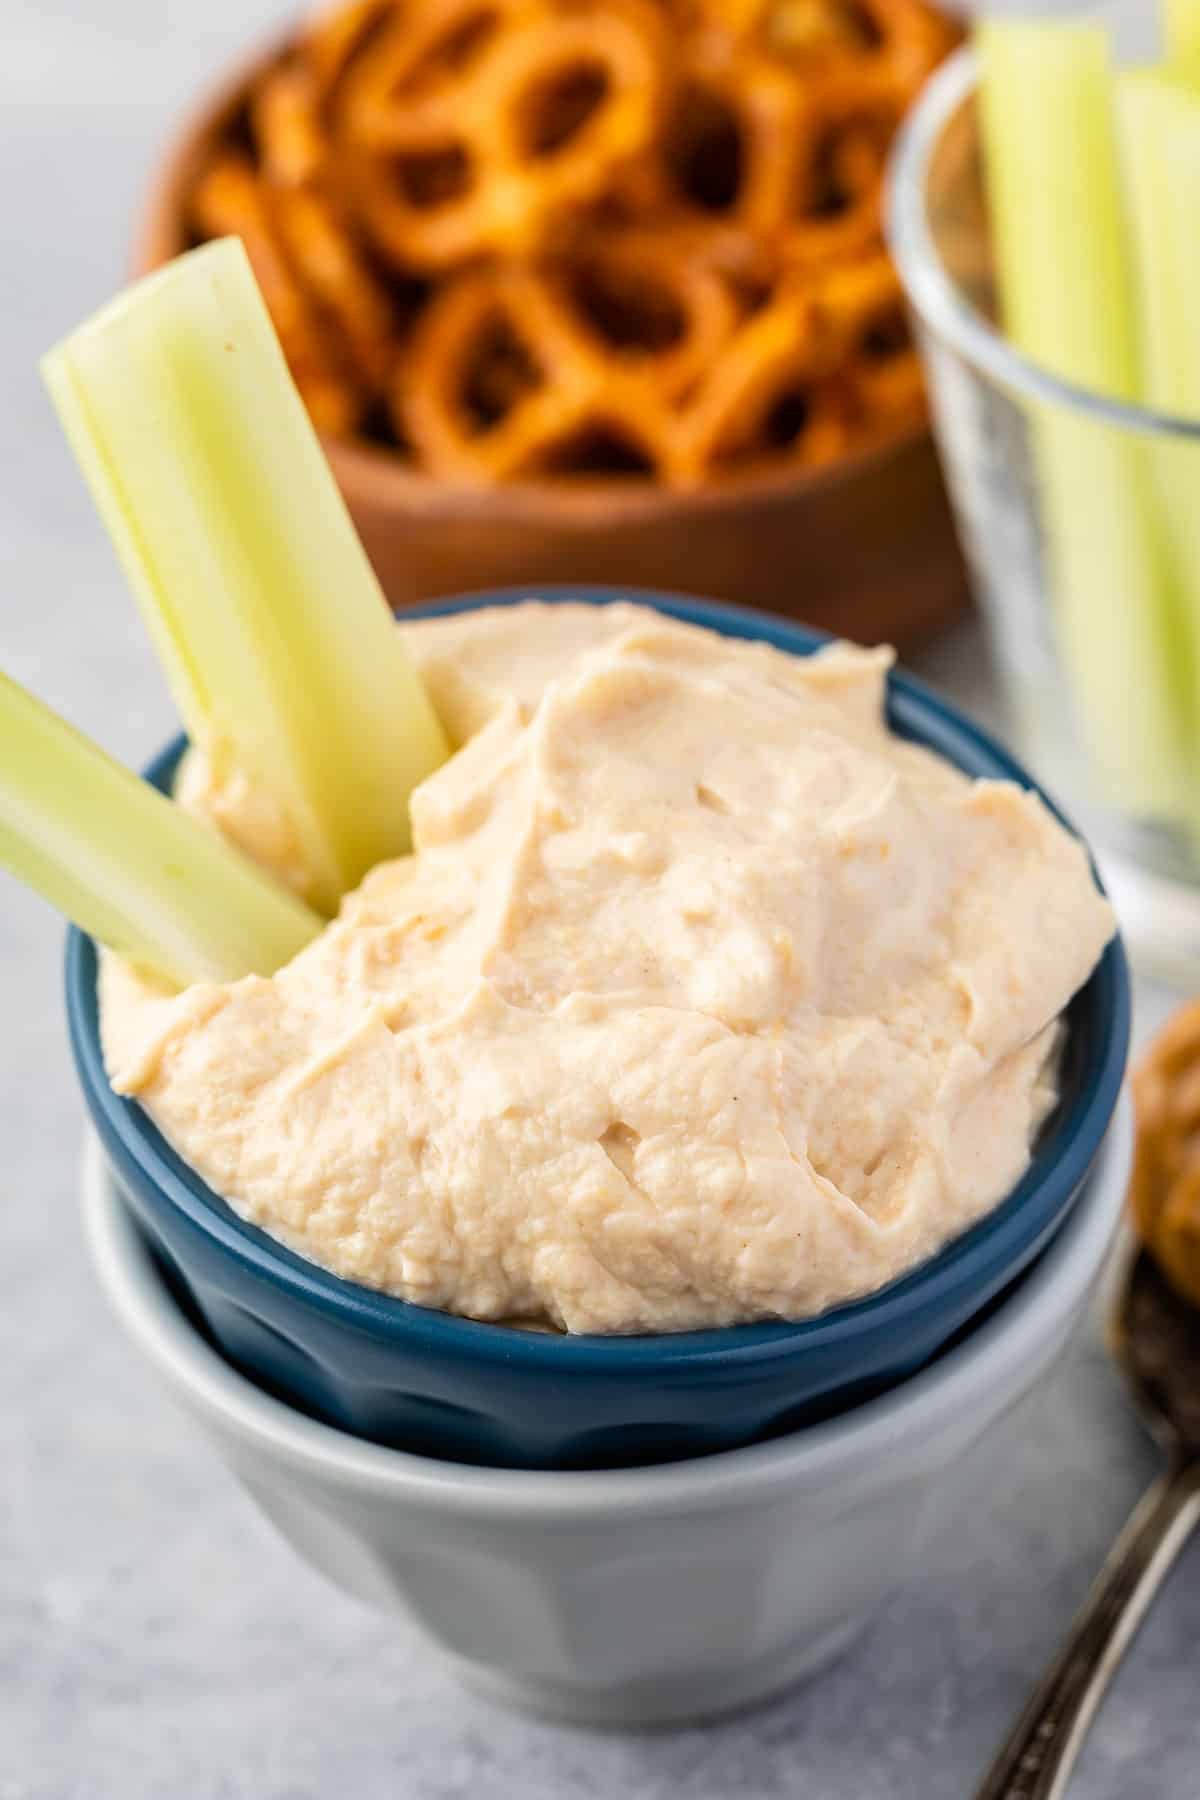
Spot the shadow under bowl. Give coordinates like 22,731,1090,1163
133,39,968,652
68,590,1130,1471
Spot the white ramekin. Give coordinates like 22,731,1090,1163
82,1099,1131,1727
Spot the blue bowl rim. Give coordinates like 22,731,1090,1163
67,585,1131,1371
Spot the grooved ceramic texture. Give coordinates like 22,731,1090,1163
83,1097,1130,1725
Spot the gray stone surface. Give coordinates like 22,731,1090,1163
1,2,1196,1795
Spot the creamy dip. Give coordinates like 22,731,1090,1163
101,604,1115,1333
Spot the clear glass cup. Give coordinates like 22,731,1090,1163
888,47,1200,986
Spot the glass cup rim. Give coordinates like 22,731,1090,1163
886,45,1200,445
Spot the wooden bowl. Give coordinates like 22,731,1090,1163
134,42,969,653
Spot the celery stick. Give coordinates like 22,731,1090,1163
1119,71,1200,404
1118,69,1200,814
0,672,321,988
978,19,1187,819
1167,0,1200,80
42,239,449,915
1117,73,1193,407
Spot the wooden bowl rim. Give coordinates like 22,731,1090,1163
134,29,932,528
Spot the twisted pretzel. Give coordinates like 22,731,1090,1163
805,253,925,432
300,0,396,95
659,56,803,254
543,234,741,401
324,0,529,146
186,0,958,471
252,61,328,186
654,58,900,280
1131,1005,1200,1308
398,262,694,479
699,0,957,98
330,0,671,269
669,285,850,481
252,66,397,389
782,79,899,266
396,252,850,484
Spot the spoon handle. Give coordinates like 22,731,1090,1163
975,1456,1200,1800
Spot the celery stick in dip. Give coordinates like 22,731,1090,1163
43,239,449,915
0,671,320,988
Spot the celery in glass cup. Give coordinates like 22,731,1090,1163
888,47,1200,985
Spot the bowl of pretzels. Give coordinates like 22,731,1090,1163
136,0,968,648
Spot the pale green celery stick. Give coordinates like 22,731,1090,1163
0,671,321,988
1167,0,1200,79
978,19,1188,820
1117,73,1197,406
1117,69,1200,786
42,238,449,916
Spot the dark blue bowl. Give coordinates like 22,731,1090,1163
69,588,1130,1470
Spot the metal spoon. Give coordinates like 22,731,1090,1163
975,1250,1200,1799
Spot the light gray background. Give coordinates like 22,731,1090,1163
1,2,1195,1795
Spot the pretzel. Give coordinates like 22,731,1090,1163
782,80,900,266
324,0,529,147
659,57,804,254
398,262,698,480
772,0,957,95
543,235,741,401
300,0,396,97
397,253,853,484
654,57,901,281
186,0,959,476
253,61,328,185
805,253,925,432
252,66,397,389
669,285,851,481
700,0,958,99
330,0,671,269
191,153,364,435
1131,1004,1200,1309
